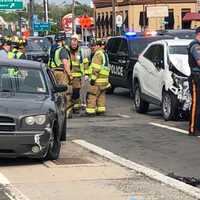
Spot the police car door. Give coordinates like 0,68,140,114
116,38,129,87
108,38,125,86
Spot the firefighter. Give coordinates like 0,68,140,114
86,40,110,116
188,26,200,135
48,32,73,118
9,36,26,59
69,34,88,113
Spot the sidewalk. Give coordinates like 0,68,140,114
0,142,198,200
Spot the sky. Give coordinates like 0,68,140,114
48,0,90,5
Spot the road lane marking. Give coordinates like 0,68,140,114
149,122,188,134
0,172,30,200
74,139,200,199
118,114,131,118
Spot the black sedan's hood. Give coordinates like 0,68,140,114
0,93,51,117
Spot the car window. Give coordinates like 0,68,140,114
157,45,164,61
144,44,164,63
0,66,47,94
118,38,128,55
168,45,188,55
107,38,121,54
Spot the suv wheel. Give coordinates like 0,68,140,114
134,83,149,113
162,91,178,121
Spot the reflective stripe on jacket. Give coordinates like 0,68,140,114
89,49,110,86
71,48,86,78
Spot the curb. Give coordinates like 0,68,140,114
74,139,200,200
0,173,30,200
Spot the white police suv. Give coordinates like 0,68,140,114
132,39,192,120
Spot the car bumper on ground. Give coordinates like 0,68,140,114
0,128,52,158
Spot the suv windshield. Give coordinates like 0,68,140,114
0,66,47,94
26,38,51,52
168,45,188,55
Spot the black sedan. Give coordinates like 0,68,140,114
0,59,67,160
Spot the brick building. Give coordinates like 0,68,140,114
93,0,197,37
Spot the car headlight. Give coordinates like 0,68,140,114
35,115,46,125
25,116,35,125
172,73,188,87
25,115,46,125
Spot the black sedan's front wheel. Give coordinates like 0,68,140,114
45,124,61,160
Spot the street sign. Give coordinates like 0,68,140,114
116,15,123,27
33,22,51,32
147,6,169,18
0,0,23,10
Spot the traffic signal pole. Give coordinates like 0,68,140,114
112,0,116,36
43,0,49,22
29,0,34,35
72,0,75,34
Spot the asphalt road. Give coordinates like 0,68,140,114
69,88,200,178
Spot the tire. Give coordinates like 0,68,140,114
134,83,149,113
162,91,178,121
61,115,67,141
45,124,61,160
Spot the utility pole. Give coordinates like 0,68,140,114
29,0,34,35
197,0,200,12
72,0,75,34
43,0,49,22
112,0,116,36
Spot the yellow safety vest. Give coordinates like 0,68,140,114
49,47,63,68
71,48,85,78
8,49,23,59
90,49,110,86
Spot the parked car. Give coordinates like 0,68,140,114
25,37,51,63
0,59,67,160
106,33,173,95
132,39,192,120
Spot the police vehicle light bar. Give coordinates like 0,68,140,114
125,32,137,37
144,31,157,36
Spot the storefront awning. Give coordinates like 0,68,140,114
183,12,200,21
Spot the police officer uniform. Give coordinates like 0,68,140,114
188,27,200,135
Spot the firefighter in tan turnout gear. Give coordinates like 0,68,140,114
86,40,110,115
48,32,73,118
69,34,89,113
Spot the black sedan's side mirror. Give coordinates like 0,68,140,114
53,85,68,93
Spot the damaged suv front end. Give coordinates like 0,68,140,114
170,73,191,111
168,49,191,114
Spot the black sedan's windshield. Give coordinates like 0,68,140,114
0,66,47,94
26,37,51,51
